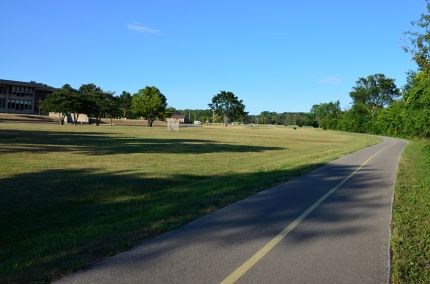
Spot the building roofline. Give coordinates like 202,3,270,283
0,79,56,91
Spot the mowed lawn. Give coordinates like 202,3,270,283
391,140,430,283
0,123,379,282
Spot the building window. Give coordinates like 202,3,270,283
0,98,6,108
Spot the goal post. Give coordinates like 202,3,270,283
166,118,180,132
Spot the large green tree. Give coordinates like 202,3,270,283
41,85,70,124
208,91,247,126
310,101,342,130
68,91,89,125
41,84,84,125
131,86,167,127
349,74,400,131
119,91,132,118
104,95,121,126
79,83,118,126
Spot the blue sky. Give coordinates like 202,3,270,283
0,0,424,114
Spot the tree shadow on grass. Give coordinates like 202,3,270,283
0,115,57,123
0,129,285,155
0,160,387,283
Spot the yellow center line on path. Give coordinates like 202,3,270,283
220,142,394,284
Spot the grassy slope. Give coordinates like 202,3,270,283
391,140,430,283
0,123,379,283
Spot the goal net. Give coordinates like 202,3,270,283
167,118,180,132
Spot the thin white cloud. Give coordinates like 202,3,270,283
318,76,342,86
127,22,159,34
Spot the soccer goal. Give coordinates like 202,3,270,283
166,118,180,132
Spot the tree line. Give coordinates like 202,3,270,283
42,85,249,127
42,84,171,127
308,4,430,138
245,112,316,127
41,81,322,128
42,83,120,126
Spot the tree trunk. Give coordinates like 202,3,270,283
223,114,228,127
73,113,80,125
58,113,63,125
96,116,101,126
149,119,154,127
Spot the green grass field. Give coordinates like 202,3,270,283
0,123,379,283
391,140,430,283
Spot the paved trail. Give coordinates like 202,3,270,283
57,137,405,284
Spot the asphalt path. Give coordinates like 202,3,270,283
57,137,405,284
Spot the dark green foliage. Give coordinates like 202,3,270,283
208,91,247,126
131,86,168,127
41,84,86,125
80,83,118,126
310,72,429,138
341,104,372,133
372,71,430,138
175,109,213,123
308,72,429,138
375,100,406,136
403,72,430,136
257,111,307,126
258,111,281,125
310,101,342,130
42,84,121,126
41,85,71,124
349,74,400,133
119,91,132,118
79,83,107,126
241,112,313,127
350,74,400,111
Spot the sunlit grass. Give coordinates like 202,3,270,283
391,140,430,283
0,123,379,282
